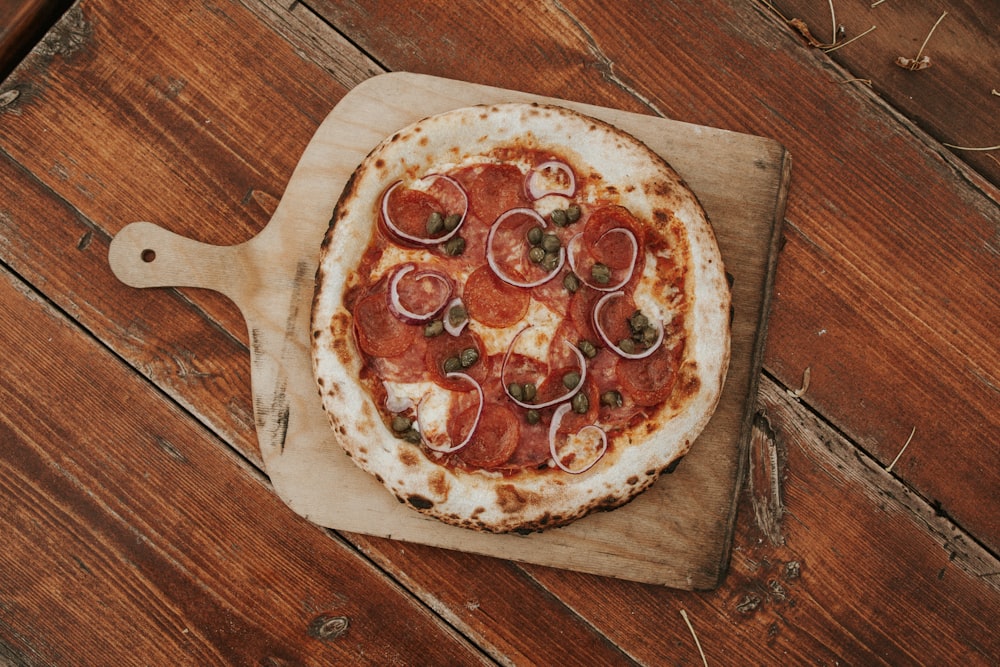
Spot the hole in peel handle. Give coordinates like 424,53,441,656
108,221,240,295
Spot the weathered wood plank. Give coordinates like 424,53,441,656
764,0,1000,188
0,266,490,666
306,0,1000,553
0,0,618,658
2,0,997,663
519,377,1000,664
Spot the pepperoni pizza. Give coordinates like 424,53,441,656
311,103,731,533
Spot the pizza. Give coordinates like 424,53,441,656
310,102,731,534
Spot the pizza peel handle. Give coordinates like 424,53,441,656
108,221,250,301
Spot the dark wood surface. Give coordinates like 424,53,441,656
1,1,997,664
0,0,72,79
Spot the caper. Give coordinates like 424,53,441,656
562,371,581,390
525,409,540,425
443,213,462,231
424,319,444,338
443,356,462,373
628,310,649,333
443,235,466,256
402,428,422,444
541,233,561,253
526,225,544,246
578,339,597,359
600,390,623,408
591,262,611,285
391,415,413,432
426,211,445,236
639,325,658,346
448,303,467,326
459,347,479,368
551,208,568,227
541,251,560,272
522,382,537,402
571,391,590,414
528,246,546,264
563,272,581,293
508,382,524,401
618,338,636,354
566,204,581,223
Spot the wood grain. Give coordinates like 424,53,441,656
0,253,489,666
0,0,71,79
1,0,997,663
765,0,1000,188
306,0,1000,555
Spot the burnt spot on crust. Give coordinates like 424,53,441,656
626,475,639,485
647,179,673,198
407,495,434,510
663,455,685,474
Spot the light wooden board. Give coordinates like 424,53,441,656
108,72,790,588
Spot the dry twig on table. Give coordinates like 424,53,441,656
680,609,709,667
895,12,948,71
766,0,874,53
792,367,811,398
886,426,916,473
943,143,1000,152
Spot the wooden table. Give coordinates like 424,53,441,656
1,1,997,664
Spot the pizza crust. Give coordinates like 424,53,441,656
311,103,730,533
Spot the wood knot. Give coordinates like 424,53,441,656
308,614,349,641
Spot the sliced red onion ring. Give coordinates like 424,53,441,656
525,160,576,200
500,327,587,409
418,372,483,453
548,403,608,474
566,227,639,292
380,176,469,245
387,263,453,324
592,290,665,359
443,297,468,336
487,208,566,288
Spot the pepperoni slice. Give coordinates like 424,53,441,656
583,205,643,249
353,292,418,358
568,288,600,342
458,163,530,223
593,290,636,346
424,328,491,390
453,403,520,468
382,187,441,240
464,265,530,328
616,343,682,407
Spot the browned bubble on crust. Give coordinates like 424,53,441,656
429,469,449,500
670,361,702,409
496,484,534,514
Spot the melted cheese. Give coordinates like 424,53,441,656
632,250,678,329
472,298,561,359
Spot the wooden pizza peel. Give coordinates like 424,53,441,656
108,72,790,589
